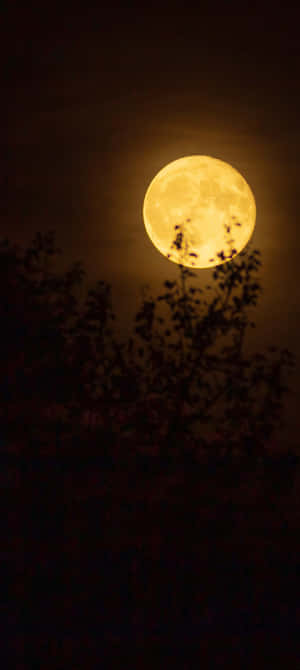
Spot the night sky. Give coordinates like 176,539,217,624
2,2,300,444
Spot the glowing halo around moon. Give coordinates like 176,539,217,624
143,155,256,268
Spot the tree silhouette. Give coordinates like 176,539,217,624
1,227,297,481
0,232,85,438
107,224,296,471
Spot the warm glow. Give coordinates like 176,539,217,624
143,155,256,268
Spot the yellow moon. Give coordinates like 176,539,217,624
143,155,256,268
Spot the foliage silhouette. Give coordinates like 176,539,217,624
1,227,298,484
111,224,296,471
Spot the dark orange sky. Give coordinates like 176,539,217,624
2,2,300,444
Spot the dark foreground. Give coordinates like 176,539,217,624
7,433,300,668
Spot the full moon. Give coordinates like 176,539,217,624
143,156,256,268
